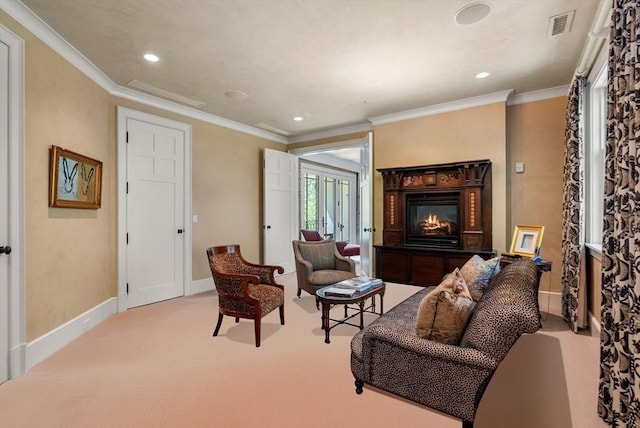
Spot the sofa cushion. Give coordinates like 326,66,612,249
415,269,475,344
460,255,501,301
309,269,355,287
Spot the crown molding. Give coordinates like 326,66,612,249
508,85,570,106
368,89,514,126
287,122,373,144
1,0,287,144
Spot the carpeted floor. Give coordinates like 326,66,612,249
0,272,606,428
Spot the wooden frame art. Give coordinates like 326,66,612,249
509,225,545,257
49,145,103,209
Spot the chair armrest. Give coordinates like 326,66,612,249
334,254,355,273
240,261,284,286
213,272,260,299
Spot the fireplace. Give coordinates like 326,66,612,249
406,193,460,248
375,160,494,286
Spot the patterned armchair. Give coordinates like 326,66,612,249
206,245,285,347
292,240,356,306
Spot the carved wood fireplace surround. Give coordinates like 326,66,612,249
375,160,494,286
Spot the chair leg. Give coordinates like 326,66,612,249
254,317,261,347
279,305,285,325
462,420,474,428
297,288,302,297
213,313,224,337
235,317,240,323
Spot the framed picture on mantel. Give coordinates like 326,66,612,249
49,145,103,209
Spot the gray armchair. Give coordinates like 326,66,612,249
292,240,356,302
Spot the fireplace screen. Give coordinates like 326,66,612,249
406,194,460,248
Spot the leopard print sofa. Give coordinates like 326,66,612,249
350,259,541,428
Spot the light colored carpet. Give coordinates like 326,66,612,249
0,272,606,428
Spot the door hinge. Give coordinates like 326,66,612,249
126,131,129,143
126,182,129,194
126,283,129,294
126,233,129,244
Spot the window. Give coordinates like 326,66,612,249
585,57,607,251
300,162,357,243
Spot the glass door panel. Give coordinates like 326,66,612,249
339,180,351,241
302,172,319,231
323,177,336,239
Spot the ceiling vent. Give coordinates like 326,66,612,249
126,80,206,108
548,10,575,37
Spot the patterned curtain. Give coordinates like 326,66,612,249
561,76,588,332
598,0,640,425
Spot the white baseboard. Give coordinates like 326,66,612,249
538,290,562,316
191,277,214,295
26,297,118,371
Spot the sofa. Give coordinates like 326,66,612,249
350,259,541,428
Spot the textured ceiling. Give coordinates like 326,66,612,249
19,0,600,138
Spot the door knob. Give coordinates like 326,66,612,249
0,246,11,255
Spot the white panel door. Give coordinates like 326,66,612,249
360,133,373,276
126,118,185,308
263,148,296,273
0,39,9,384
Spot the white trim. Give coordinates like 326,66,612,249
586,243,602,262
0,1,286,145
26,298,117,370
539,290,562,317
117,107,193,311
575,0,611,77
369,90,514,126
507,85,570,106
589,311,601,339
0,22,26,379
192,278,215,295
288,122,373,144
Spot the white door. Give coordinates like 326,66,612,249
360,133,373,276
124,117,186,308
263,148,296,273
0,24,24,381
0,38,10,384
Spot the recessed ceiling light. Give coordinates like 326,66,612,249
475,72,490,79
454,2,491,25
143,53,159,62
293,116,304,121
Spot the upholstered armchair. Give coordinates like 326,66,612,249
292,240,356,304
300,229,360,258
206,245,285,347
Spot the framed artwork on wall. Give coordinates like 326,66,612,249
49,145,103,209
509,224,545,257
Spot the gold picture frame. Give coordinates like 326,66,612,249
509,225,545,257
49,145,103,209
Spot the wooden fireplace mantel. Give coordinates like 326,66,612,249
375,159,493,286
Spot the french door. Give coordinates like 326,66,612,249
300,164,357,243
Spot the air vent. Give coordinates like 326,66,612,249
126,80,206,108
548,10,575,37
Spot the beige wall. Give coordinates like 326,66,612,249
2,11,284,340
373,103,508,252
507,97,566,293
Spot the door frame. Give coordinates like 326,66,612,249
1,24,25,379
117,107,192,312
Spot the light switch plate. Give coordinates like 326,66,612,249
515,162,525,173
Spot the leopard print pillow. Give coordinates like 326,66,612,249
415,268,475,344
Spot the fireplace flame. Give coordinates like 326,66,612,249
419,214,453,235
